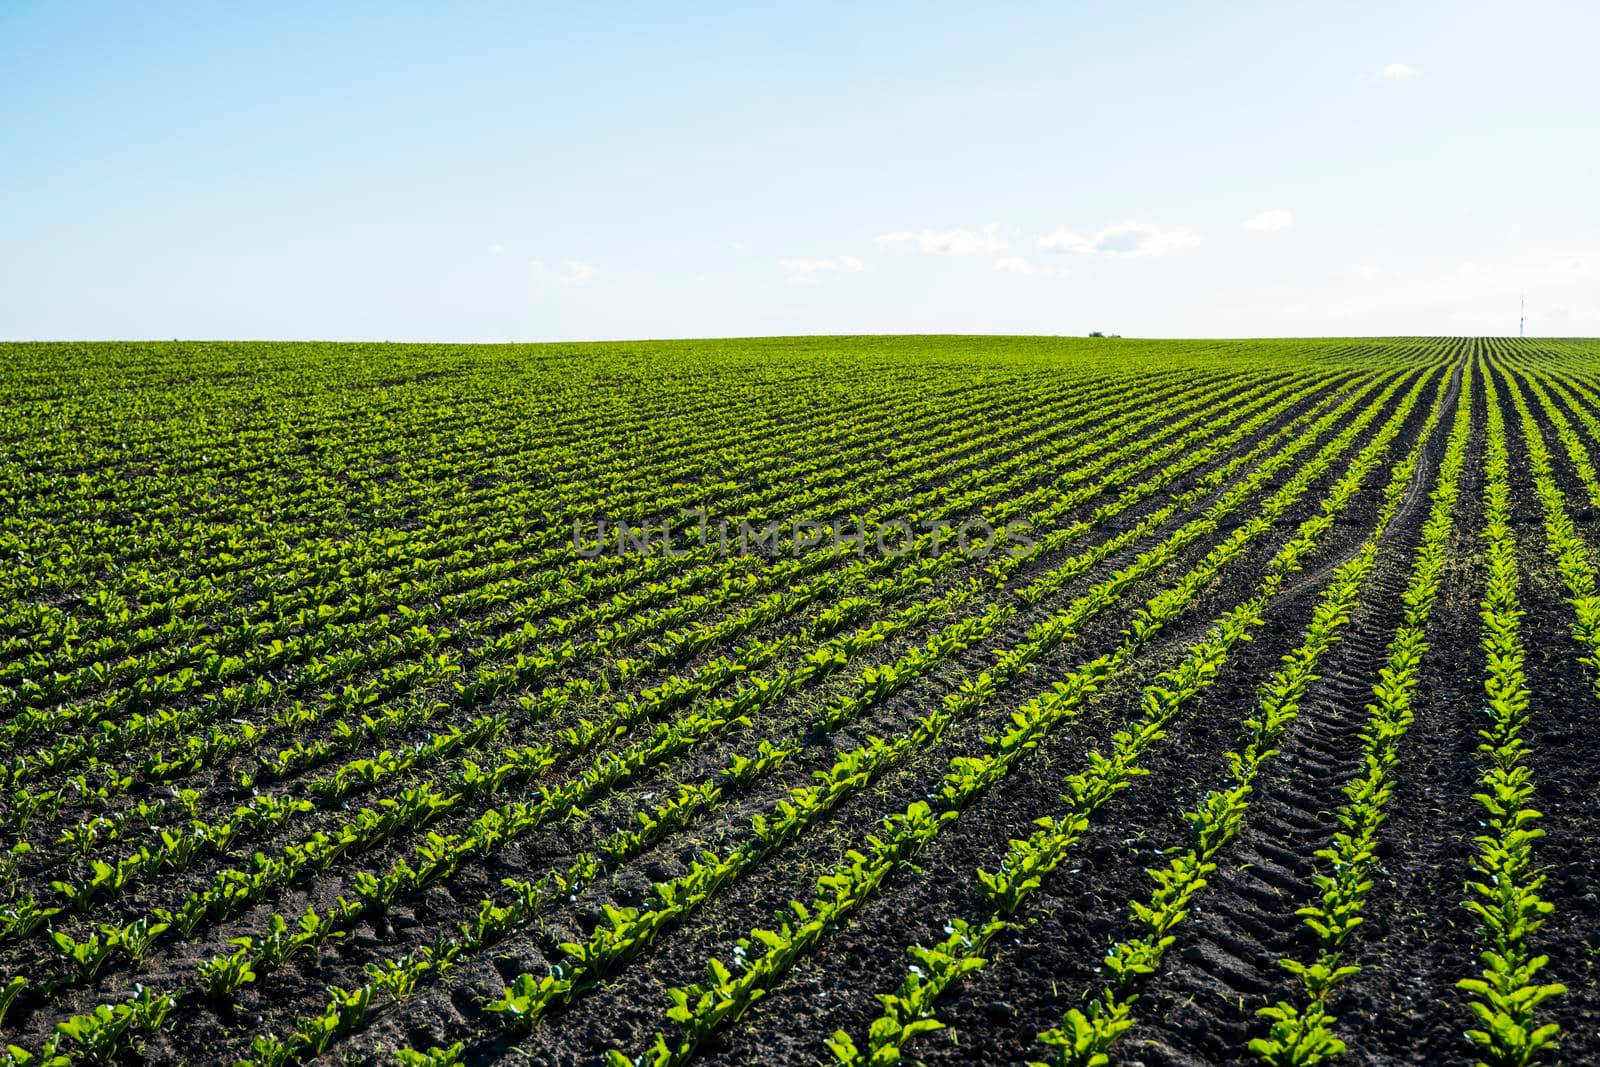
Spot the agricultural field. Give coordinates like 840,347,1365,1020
4,334,1600,1067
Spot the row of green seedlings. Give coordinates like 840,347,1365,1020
594,372,1436,1066
1246,318,1475,1066
235,366,1421,1064
0,369,1343,944
825,362,1454,1066
1450,361,1565,1065
1532,368,1600,519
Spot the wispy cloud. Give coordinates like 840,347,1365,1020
1372,62,1421,82
778,255,865,283
1244,209,1294,232
875,225,1010,256
1037,221,1199,258
489,242,507,256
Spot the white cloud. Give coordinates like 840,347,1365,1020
778,255,865,283
1373,62,1421,82
875,225,1010,256
489,242,507,256
1037,221,1199,258
1244,209,1294,232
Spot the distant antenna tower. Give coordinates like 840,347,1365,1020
1520,293,1525,338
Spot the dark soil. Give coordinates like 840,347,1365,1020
20,344,1600,1067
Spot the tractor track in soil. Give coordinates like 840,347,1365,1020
1115,355,1466,1067
1316,357,1488,1065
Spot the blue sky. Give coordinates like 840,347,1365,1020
3,1,1597,340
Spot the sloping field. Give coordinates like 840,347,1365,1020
3,335,1600,1066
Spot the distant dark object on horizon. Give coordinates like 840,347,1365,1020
1088,331,1122,338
